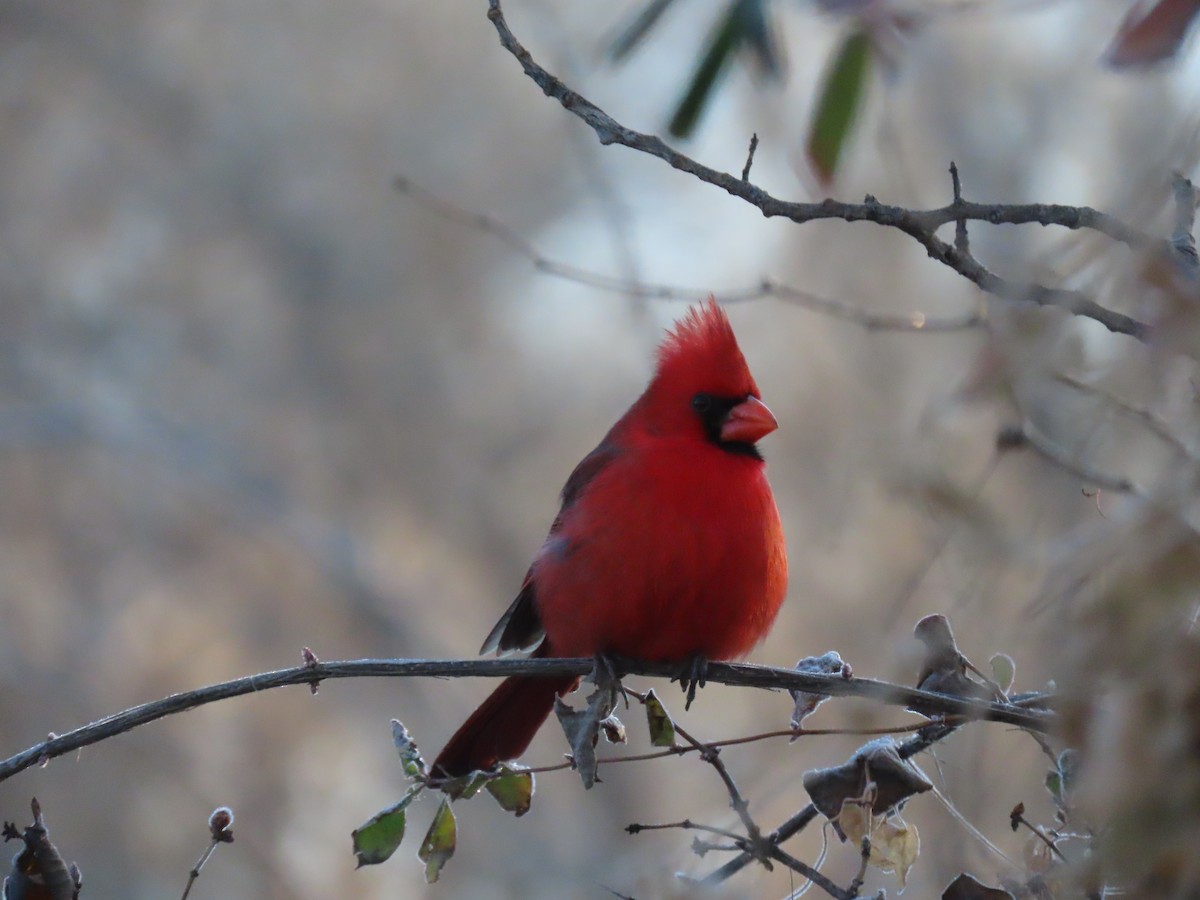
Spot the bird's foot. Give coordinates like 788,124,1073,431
672,654,709,711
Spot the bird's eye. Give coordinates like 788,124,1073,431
691,393,712,413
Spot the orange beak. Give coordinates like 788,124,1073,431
719,396,778,444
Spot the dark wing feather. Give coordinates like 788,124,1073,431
479,440,623,655
480,574,543,654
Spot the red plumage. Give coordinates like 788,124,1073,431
432,298,788,777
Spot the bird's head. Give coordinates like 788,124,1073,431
644,297,777,458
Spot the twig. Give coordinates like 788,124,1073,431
700,722,961,885
768,845,855,900
1011,803,1067,862
997,424,1136,493
950,162,970,254
395,177,987,333
765,279,987,332
846,835,872,898
625,818,745,842
929,782,1020,868
742,132,759,182
1051,373,1194,461
1169,173,1199,280
512,721,944,780
180,844,218,900
672,720,763,853
485,0,1152,340
623,690,850,897
180,807,233,900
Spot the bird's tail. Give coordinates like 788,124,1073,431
431,669,577,778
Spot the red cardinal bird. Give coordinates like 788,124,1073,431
432,298,787,778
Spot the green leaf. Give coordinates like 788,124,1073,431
391,719,427,781
1044,770,1063,806
485,765,535,817
417,798,457,884
669,0,756,137
805,29,872,185
1057,749,1079,790
644,689,677,747
352,789,420,868
1045,749,1079,807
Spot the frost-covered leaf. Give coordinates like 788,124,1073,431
803,738,932,839
391,719,427,782
600,714,626,745
3,798,80,900
644,689,677,747
789,651,849,731
554,682,618,789
485,765,534,817
417,798,457,883
352,789,419,868
1045,748,1078,808
913,614,993,711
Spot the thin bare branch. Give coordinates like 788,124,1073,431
742,132,759,183
1169,173,1199,279
1011,804,1067,862
997,424,1136,493
625,818,745,843
396,176,987,333
950,162,970,255
1051,373,1194,461
485,0,1151,340
767,845,855,900
671,718,763,853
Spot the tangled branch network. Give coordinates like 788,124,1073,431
485,0,1170,342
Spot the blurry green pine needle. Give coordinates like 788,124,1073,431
608,0,781,138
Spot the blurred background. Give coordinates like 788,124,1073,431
2,0,1200,897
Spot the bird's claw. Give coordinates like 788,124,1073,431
672,655,709,711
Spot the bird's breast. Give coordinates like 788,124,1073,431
532,443,787,662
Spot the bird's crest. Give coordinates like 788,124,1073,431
655,297,757,397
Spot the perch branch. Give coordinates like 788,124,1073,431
0,658,1053,783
